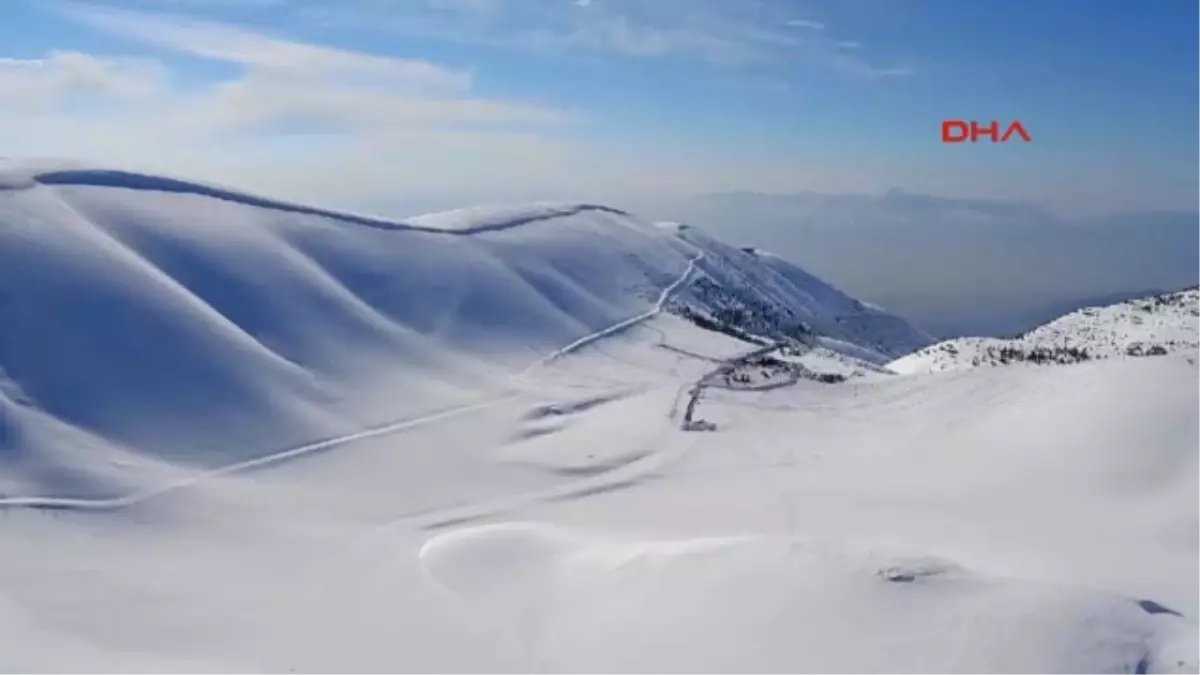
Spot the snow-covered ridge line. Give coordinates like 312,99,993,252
889,286,1199,374
669,227,935,362
26,169,629,234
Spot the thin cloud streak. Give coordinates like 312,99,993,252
786,19,826,31
43,2,573,134
55,1,473,92
0,51,165,107
296,0,913,78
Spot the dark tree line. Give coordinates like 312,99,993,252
689,278,807,341
978,345,1093,365
1126,343,1169,357
675,306,768,345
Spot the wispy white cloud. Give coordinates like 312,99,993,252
177,74,572,134
56,2,472,92
142,0,293,10
1,14,576,208
45,3,570,134
0,51,164,108
2,1,902,212
297,0,912,78
425,0,505,16
514,14,758,64
134,0,289,6
785,19,826,31
2,4,583,210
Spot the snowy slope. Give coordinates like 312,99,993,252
663,225,934,362
471,352,1198,673
0,167,923,500
422,527,1186,673
1,334,1194,672
0,170,693,500
1,166,1194,673
890,287,1199,374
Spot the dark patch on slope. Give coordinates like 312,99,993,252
521,391,632,422
1136,599,1183,617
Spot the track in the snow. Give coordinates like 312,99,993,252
0,254,705,511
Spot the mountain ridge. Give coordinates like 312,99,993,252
889,286,1199,374
0,164,929,500
2,166,631,234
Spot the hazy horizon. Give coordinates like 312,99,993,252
2,0,1195,337
3,0,1196,213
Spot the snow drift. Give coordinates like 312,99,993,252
422,522,1188,673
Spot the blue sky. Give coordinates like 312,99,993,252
1,0,1195,216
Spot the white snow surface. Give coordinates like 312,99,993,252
0,167,1196,673
0,167,926,500
890,288,1199,374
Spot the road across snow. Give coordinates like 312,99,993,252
0,394,518,511
514,252,704,379
0,253,706,512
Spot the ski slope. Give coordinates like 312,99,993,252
1,166,1195,673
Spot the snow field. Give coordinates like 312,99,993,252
0,166,1193,672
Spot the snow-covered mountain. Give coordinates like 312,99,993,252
889,287,1199,374
664,225,933,361
1,166,1194,673
0,167,928,501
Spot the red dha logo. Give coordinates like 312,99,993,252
942,120,1031,143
